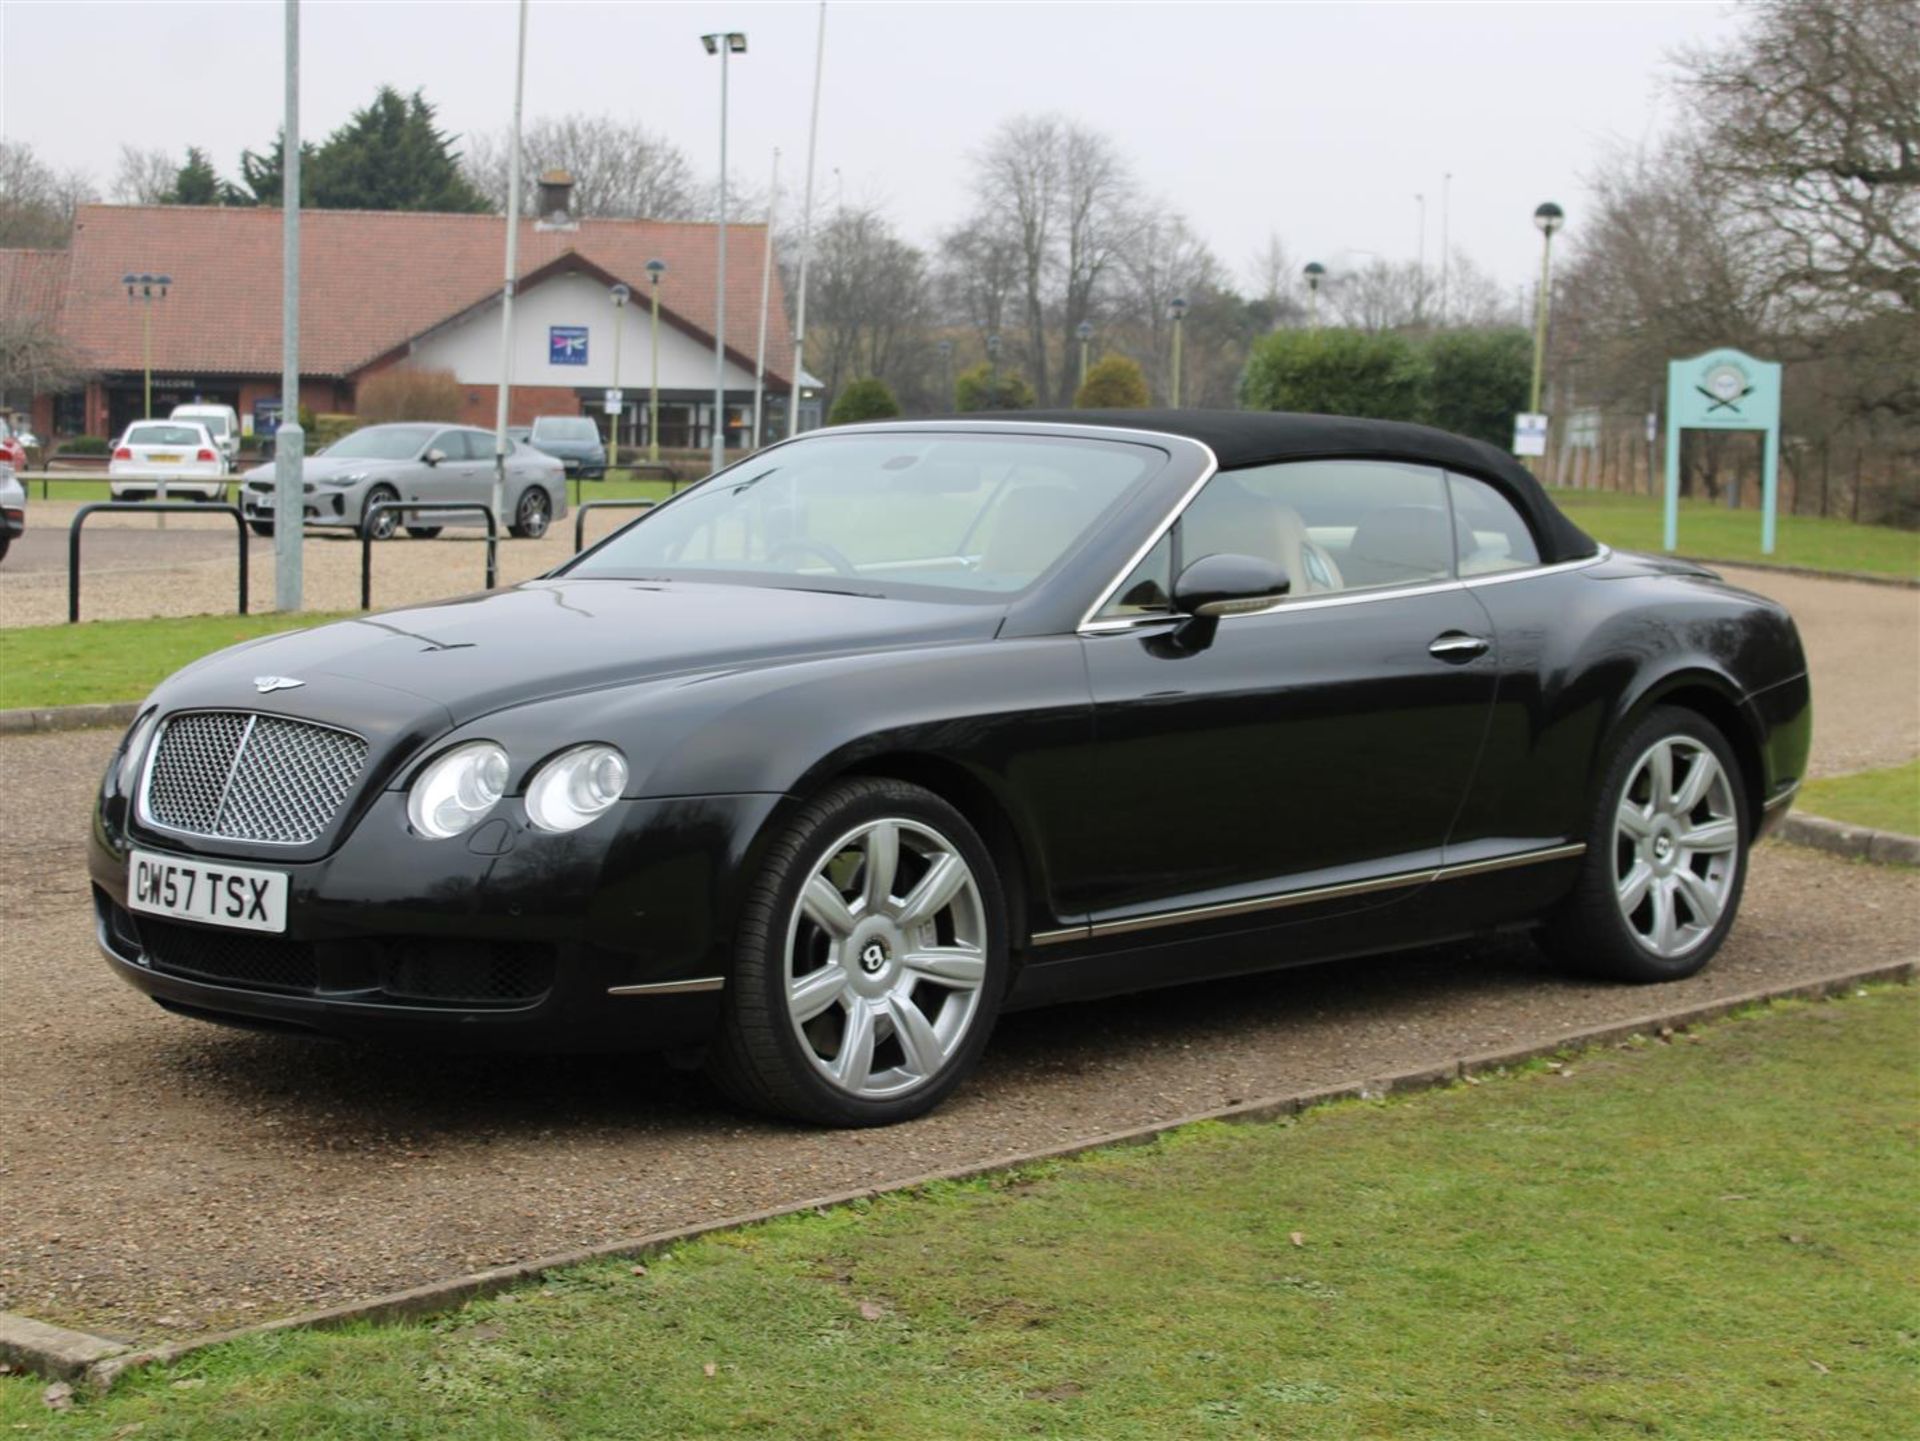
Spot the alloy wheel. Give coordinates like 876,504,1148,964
518,488,550,538
1613,735,1740,959
783,817,989,1100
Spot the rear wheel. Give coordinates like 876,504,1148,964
1541,705,1749,982
708,778,1008,1126
361,484,400,541
509,486,551,540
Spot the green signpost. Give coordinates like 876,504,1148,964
1664,347,1783,555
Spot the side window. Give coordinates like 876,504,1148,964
1448,473,1541,575
1097,533,1174,618
1197,459,1452,596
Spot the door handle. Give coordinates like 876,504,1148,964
1428,632,1490,662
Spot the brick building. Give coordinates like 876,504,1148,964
1,199,804,451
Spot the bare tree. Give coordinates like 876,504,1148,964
0,312,89,399
111,145,177,204
804,206,938,412
936,216,1022,340
464,116,700,219
1328,258,1435,333
1112,212,1224,403
1678,0,1919,319
0,140,94,247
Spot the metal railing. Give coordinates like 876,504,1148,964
69,502,249,623
360,501,497,610
573,499,656,553
23,470,236,502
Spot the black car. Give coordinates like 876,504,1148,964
526,415,608,479
90,412,1811,1126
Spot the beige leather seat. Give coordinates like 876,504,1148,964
977,485,1088,579
1181,479,1342,595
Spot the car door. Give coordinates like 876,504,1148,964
1063,458,1498,928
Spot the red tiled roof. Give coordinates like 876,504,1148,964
58,205,792,383
0,248,72,328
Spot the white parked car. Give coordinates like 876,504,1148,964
108,420,228,501
170,403,242,468
0,460,23,564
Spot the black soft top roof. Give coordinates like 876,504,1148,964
1014,408,1596,564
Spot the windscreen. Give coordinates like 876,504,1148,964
533,417,600,440
185,412,230,436
566,432,1161,599
320,425,437,460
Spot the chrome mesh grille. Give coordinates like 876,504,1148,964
144,711,367,844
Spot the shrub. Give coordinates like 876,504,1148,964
955,363,1035,413
312,413,363,449
354,367,464,424
828,377,902,425
59,435,110,456
1421,329,1532,449
1075,354,1151,409
1239,329,1426,424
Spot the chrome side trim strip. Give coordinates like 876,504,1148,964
606,976,727,996
1076,444,1224,631
1029,926,1090,948
1046,841,1589,945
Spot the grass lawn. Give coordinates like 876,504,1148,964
1800,759,1920,836
1549,487,1920,580
5,987,1913,1438
0,612,354,711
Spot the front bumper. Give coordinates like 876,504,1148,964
90,786,783,1053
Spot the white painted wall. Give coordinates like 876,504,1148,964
408,271,761,392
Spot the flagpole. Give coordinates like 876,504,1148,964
752,146,780,450
787,0,826,437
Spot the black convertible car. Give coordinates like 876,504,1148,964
90,412,1811,1125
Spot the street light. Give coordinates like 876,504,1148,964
1076,320,1094,394
985,333,1001,411
1529,202,1565,414
122,272,173,419
701,30,746,476
645,259,665,463
608,282,630,458
1303,262,1325,330
1168,296,1189,409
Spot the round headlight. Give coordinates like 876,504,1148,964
524,744,628,833
407,741,509,839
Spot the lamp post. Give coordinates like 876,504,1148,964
985,333,1001,411
701,30,746,476
122,273,172,419
1076,320,1093,395
1303,262,1325,330
1529,202,1564,414
645,259,665,463
608,282,630,457
1168,296,1189,408
751,147,779,451
937,338,954,411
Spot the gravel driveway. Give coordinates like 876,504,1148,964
1,723,1914,1345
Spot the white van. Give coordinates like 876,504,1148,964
169,403,241,469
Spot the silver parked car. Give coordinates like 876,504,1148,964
240,422,567,540
0,460,23,564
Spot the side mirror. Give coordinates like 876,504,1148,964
423,448,446,467
1167,553,1290,650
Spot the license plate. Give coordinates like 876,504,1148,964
251,496,274,511
148,453,180,464
127,849,288,933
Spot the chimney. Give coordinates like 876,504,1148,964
535,169,577,230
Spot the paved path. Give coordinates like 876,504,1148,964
0,725,1913,1345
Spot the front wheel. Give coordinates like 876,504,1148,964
360,484,400,541
1540,705,1749,982
247,520,274,538
405,525,443,540
707,778,1008,1126
509,486,551,540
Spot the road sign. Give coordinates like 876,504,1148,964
1512,412,1548,457
603,388,624,415
1664,347,1783,554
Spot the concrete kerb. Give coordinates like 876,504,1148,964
0,702,139,736
0,955,1906,1393
1777,812,1920,867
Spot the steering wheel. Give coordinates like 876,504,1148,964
766,536,859,578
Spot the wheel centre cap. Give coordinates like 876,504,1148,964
859,938,891,975
1652,835,1674,862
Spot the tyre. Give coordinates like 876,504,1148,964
405,525,443,540
247,520,274,538
0,533,10,564
509,486,551,540
1541,705,1749,982
360,484,400,541
707,778,1008,1126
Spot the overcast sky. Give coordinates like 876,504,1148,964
2,1,1742,295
